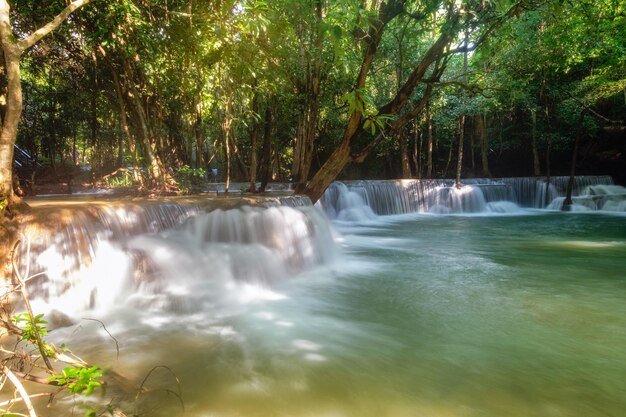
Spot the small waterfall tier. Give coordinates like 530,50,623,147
13,196,335,314
547,184,626,211
319,176,619,218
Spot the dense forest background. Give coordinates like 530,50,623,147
5,0,626,200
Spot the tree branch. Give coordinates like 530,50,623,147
2,365,39,417
444,0,528,57
557,86,626,125
17,0,96,51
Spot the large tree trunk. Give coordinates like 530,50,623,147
301,5,455,202
0,45,20,209
0,0,95,212
300,141,352,203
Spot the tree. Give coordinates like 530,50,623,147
472,0,625,181
0,0,96,215
299,0,527,202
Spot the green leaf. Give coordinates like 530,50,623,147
49,366,103,396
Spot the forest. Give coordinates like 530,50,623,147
0,0,622,212
0,1,625,416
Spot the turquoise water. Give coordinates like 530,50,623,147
21,210,626,417
77,211,624,417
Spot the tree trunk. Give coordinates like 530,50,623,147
455,115,465,189
222,109,232,193
114,74,140,182
299,0,428,201
426,105,433,178
444,139,454,178
456,31,468,189
73,133,78,165
301,8,454,202
291,0,324,190
106,53,142,186
563,113,585,210
122,59,174,189
413,120,421,179
116,129,124,167
469,125,475,175
399,128,411,178
291,77,320,188
0,1,22,207
544,137,552,207
0,44,20,207
249,129,258,192
194,100,205,169
478,113,491,177
258,105,273,192
230,127,248,181
0,0,95,211
531,108,541,176
299,95,319,186
300,141,352,203
248,92,259,192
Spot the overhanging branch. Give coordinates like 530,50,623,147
18,0,96,51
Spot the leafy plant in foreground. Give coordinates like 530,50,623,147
49,366,104,396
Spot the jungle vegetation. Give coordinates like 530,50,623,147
0,0,624,212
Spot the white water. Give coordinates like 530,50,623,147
5,175,626,417
17,202,336,318
318,176,624,219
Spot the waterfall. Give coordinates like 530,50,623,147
546,183,626,211
14,196,335,315
313,182,377,221
319,176,620,218
495,176,614,208
318,179,489,217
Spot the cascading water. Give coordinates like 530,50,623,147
318,175,621,219
3,178,626,417
15,196,336,316
318,180,491,217
546,183,626,211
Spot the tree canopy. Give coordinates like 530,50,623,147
1,0,624,210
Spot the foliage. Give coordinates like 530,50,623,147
3,310,107,416
4,0,625,195
13,312,48,342
175,165,207,193
49,366,103,396
104,171,135,188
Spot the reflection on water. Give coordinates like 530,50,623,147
26,211,625,417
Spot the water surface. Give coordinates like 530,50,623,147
54,211,626,417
